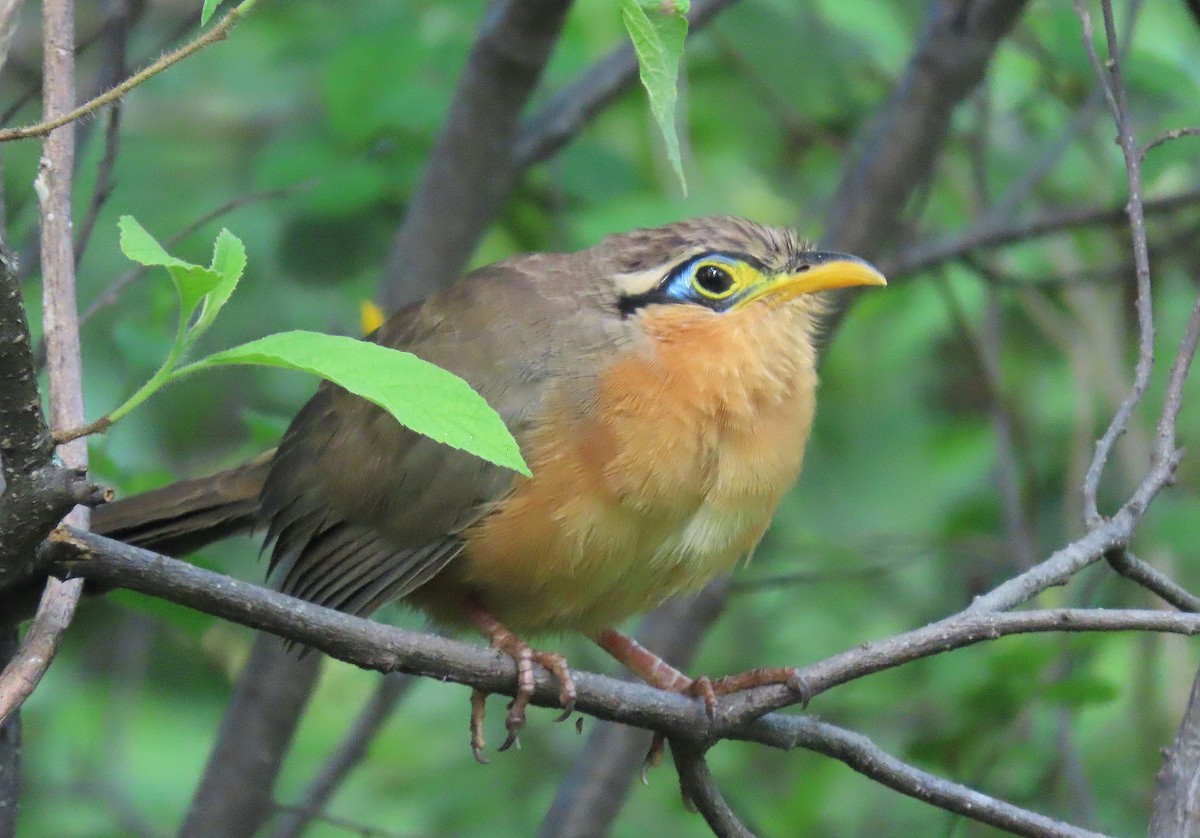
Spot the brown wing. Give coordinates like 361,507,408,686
260,257,609,617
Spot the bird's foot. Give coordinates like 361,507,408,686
594,628,809,779
466,600,576,763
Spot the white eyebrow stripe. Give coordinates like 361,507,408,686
612,248,707,296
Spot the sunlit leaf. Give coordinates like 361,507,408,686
181,331,530,475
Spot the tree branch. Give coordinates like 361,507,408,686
886,187,1200,280
821,0,1029,261
377,0,574,310
671,744,754,838
0,577,81,725
43,529,1200,836
0,0,89,739
1106,549,1200,613
1074,0,1156,529
267,672,414,838
0,627,19,838
179,633,322,838
538,582,730,838
779,717,1107,838
1150,661,1200,836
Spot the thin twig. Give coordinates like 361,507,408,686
269,804,416,838
51,415,111,445
671,745,754,838
0,628,17,838
1142,126,1200,156
0,2,257,144
73,0,135,268
781,717,1107,838
0,577,82,725
888,187,1200,279
1105,549,1200,612
1074,0,1156,528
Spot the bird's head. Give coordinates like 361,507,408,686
592,216,886,321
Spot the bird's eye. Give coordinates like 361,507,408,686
692,263,735,298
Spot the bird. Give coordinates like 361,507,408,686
93,216,886,758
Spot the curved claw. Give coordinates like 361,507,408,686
554,695,576,722
464,601,578,756
498,731,521,752
499,694,529,752
642,732,666,784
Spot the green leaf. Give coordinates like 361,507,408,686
180,331,530,475
118,215,222,331
621,0,690,194
191,229,247,339
200,0,223,26
118,215,192,271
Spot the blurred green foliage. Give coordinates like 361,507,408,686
9,0,1200,835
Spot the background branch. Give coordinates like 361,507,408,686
1150,662,1200,837
178,634,322,838
377,0,574,309
266,672,415,838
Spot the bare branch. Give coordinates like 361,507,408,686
44,529,1152,837
0,577,81,725
1106,549,1200,613
671,744,754,838
0,0,87,738
0,2,255,145
887,187,1200,280
779,717,1107,838
1143,126,1200,156
1073,0,1157,528
821,0,1029,261
0,627,19,838
539,583,730,838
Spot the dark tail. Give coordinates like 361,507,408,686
92,451,275,556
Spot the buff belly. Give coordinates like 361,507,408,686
415,304,819,636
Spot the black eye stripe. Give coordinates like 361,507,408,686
617,251,764,316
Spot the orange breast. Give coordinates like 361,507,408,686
440,303,818,635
